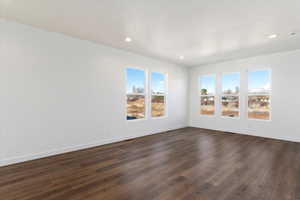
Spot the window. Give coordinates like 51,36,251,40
221,73,240,118
248,70,271,120
151,72,166,117
126,68,146,120
199,75,216,115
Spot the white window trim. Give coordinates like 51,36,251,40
221,72,241,119
150,72,168,119
199,74,216,117
247,69,272,122
125,67,148,122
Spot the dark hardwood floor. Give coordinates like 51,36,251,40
1,127,300,200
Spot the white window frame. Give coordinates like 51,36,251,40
199,74,216,117
125,67,148,122
150,72,168,119
221,72,241,119
247,69,272,121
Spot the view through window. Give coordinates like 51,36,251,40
126,68,146,120
248,70,271,120
200,75,216,115
151,72,166,117
221,73,240,118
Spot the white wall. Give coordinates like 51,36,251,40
0,20,188,167
189,49,300,142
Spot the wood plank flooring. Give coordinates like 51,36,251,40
1,127,300,200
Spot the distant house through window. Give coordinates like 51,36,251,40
126,68,146,120
221,73,240,118
199,75,216,115
248,70,271,120
151,72,166,117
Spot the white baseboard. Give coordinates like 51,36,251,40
0,138,119,167
189,125,300,143
0,125,187,167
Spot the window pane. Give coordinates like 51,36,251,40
221,96,239,117
200,96,215,115
126,68,145,94
248,70,271,94
127,95,145,120
200,75,216,95
151,72,165,95
151,96,165,117
248,95,270,120
222,73,240,94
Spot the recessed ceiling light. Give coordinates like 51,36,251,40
268,34,277,39
179,56,184,60
125,37,132,42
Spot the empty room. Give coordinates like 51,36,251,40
1,0,300,199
